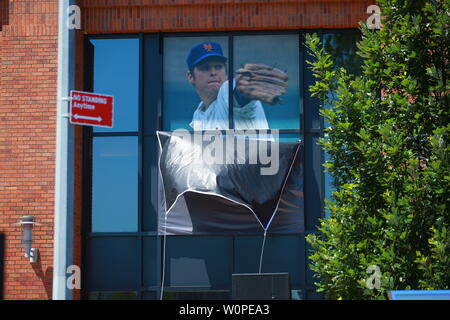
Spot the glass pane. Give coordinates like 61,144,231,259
304,135,324,231
92,137,138,232
88,291,137,300
233,35,301,130
143,136,159,232
142,35,160,134
323,32,362,75
90,38,139,132
275,132,302,143
143,237,158,287
164,236,232,288
234,235,305,287
163,291,230,300
86,237,140,290
142,291,158,300
163,36,229,131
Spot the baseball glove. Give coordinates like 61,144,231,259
235,63,288,105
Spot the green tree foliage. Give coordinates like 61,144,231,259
305,0,449,299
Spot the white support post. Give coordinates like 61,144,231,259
53,0,75,300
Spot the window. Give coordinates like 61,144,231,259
163,34,301,131
92,137,138,232
84,30,361,300
163,36,229,131
90,38,139,133
233,34,300,130
88,37,140,233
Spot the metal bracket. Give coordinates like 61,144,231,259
29,248,39,263
61,97,72,119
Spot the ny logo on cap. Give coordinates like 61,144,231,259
202,43,213,52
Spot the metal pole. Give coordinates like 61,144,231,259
53,0,75,300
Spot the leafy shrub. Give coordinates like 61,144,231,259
305,0,449,300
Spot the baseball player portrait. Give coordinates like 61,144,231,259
158,37,303,235
186,41,289,131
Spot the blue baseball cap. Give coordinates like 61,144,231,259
186,41,227,70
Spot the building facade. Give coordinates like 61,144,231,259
0,0,372,300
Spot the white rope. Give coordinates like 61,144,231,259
157,131,168,300
160,213,168,300
259,230,268,274
263,142,302,230
258,142,301,275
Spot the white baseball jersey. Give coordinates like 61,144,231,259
189,80,269,131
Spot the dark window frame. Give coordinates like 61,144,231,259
82,29,360,300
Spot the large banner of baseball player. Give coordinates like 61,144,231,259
163,35,300,131
159,35,303,235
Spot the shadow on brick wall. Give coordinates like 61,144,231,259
32,261,53,300
0,0,10,31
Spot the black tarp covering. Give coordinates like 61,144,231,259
157,131,303,235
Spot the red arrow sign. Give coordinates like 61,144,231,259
69,90,114,128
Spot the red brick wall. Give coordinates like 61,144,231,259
78,0,373,33
0,0,58,300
